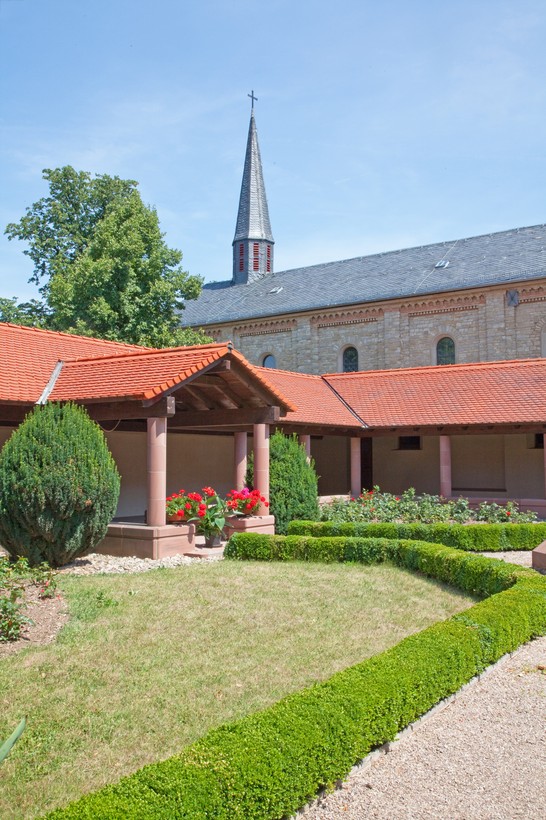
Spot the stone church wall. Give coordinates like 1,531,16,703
206,281,546,374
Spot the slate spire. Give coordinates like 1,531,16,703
232,95,274,283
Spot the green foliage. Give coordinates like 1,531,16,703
287,520,546,551
0,297,48,327
5,166,138,293
4,166,209,347
46,541,546,819
246,431,319,534
320,486,538,524
0,586,32,641
0,718,26,765
47,190,206,347
0,403,120,567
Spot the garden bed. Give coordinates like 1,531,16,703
0,560,472,818
28,536,546,819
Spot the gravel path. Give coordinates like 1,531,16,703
300,636,546,820
479,550,533,567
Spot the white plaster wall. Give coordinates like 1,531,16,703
372,436,440,494
504,435,544,498
105,431,235,519
167,433,234,497
451,435,506,495
311,436,350,495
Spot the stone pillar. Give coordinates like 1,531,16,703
234,431,247,490
299,433,311,463
350,437,361,499
439,435,452,499
253,423,270,515
543,435,546,499
147,417,167,526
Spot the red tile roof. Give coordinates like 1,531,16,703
0,323,147,403
0,324,294,412
49,344,295,411
3,323,546,430
324,359,546,427
256,367,363,428
51,343,234,401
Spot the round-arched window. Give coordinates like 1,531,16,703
262,354,276,368
436,337,455,365
342,346,359,373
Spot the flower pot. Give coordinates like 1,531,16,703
167,514,189,524
203,533,223,548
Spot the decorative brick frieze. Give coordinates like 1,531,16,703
235,318,297,338
401,294,485,318
206,328,223,341
311,308,382,328
519,286,546,304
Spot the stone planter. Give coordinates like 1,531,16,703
97,521,196,559
224,514,275,539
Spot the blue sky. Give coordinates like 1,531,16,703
1,0,546,302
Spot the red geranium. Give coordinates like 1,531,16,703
225,487,268,516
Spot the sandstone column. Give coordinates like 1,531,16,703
234,431,248,490
350,437,361,499
253,423,270,515
147,417,167,526
439,435,452,498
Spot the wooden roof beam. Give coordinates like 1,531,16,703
170,405,280,428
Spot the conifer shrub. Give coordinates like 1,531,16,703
246,431,319,534
0,403,120,567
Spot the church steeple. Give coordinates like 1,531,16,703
232,92,274,284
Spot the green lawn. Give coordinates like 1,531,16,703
0,560,476,818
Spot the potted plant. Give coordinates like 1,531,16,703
224,488,274,538
190,487,228,548
166,490,203,524
226,487,267,517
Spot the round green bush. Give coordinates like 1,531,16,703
247,431,319,535
0,402,120,567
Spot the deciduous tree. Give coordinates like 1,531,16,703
4,166,208,346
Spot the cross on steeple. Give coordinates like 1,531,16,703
248,90,258,109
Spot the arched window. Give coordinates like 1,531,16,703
262,354,276,368
342,346,359,373
436,337,455,365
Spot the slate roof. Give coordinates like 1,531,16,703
181,224,546,327
233,111,273,244
324,358,546,428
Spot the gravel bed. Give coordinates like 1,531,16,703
299,636,546,819
56,551,221,575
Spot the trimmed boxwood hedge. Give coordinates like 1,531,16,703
47,536,546,819
287,519,546,551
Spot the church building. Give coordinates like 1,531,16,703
182,105,546,376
